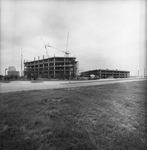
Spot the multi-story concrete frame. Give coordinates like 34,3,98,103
24,56,77,79
81,69,130,79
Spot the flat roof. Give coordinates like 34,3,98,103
81,69,130,73
24,56,76,63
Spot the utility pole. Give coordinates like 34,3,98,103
21,48,23,76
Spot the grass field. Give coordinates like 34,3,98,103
0,81,147,150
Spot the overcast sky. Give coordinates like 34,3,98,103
1,0,146,76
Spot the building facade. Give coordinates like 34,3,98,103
8,71,19,76
24,56,78,79
81,69,130,79
8,66,16,71
7,66,19,76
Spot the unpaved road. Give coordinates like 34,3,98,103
0,78,146,93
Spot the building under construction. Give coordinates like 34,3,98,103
81,69,130,79
24,56,78,79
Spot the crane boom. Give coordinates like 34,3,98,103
41,33,71,57
46,44,70,55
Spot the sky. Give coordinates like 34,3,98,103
0,0,146,76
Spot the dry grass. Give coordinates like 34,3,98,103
0,80,147,150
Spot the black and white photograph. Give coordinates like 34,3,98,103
0,0,147,149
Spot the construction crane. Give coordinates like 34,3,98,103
45,43,70,56
41,33,70,57
41,38,49,58
65,32,69,57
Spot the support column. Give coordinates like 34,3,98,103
48,58,50,78
112,71,114,78
119,71,120,78
64,57,65,79
72,59,74,79
43,55,44,77
34,57,35,76
38,56,40,77
54,56,55,78
24,60,25,76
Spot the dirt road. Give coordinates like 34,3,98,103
0,78,146,93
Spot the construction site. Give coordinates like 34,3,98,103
24,56,78,79
23,33,78,79
23,34,129,80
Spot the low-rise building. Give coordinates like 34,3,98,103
7,66,19,76
80,69,130,79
